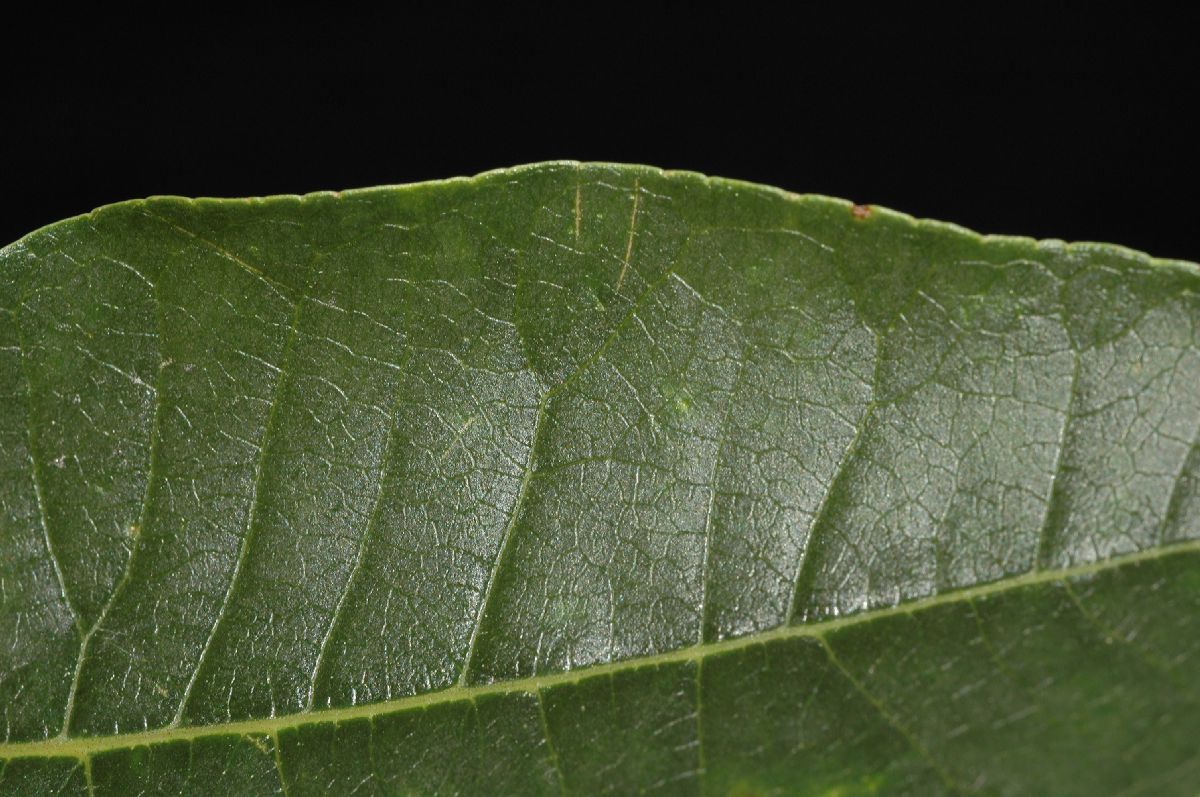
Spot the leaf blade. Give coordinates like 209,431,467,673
2,162,1198,795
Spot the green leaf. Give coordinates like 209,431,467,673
1,162,1198,796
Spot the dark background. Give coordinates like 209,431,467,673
3,16,1197,261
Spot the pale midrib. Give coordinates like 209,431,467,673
4,537,1198,762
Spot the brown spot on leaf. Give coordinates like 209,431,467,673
851,204,872,220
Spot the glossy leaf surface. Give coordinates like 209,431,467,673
1,163,1199,795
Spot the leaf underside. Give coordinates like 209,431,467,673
1,162,1199,796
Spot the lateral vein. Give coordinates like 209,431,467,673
172,294,305,724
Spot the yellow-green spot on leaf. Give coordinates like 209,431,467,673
672,390,693,415
726,781,764,797
244,734,272,755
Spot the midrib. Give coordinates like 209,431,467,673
4,537,1197,762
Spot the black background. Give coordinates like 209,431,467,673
3,15,1197,261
